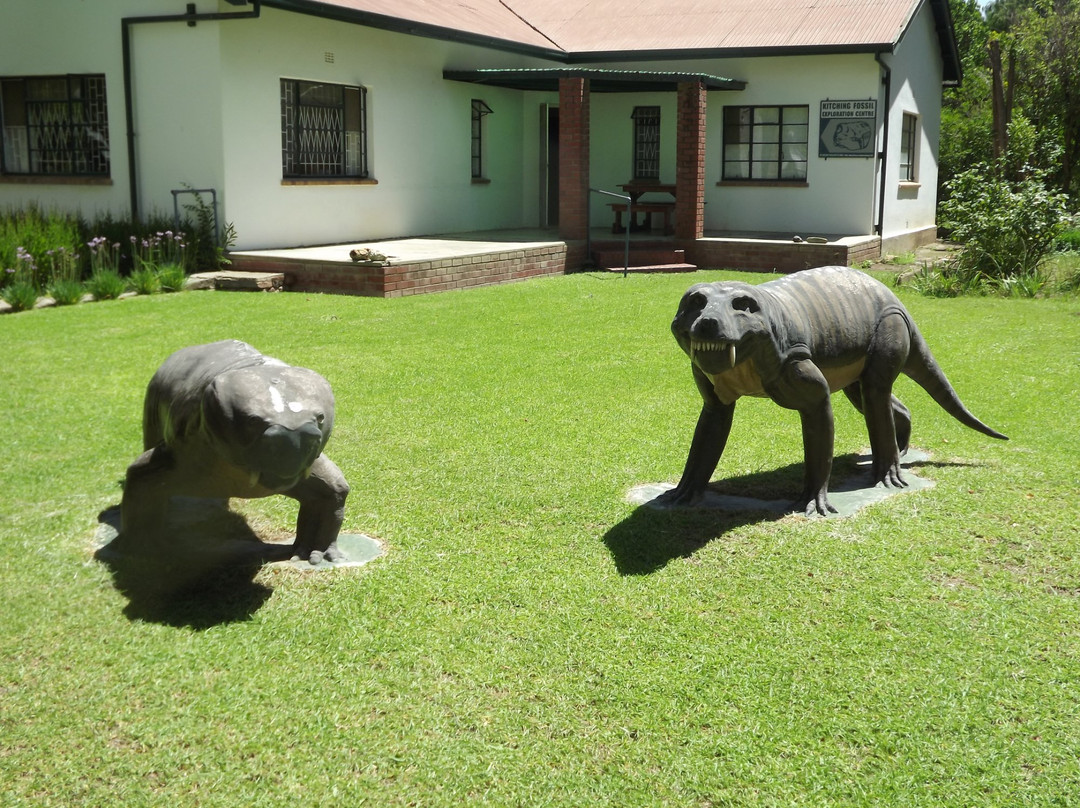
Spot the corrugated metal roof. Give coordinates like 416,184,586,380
505,0,919,53
263,0,958,81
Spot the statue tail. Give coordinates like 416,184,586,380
903,326,1008,441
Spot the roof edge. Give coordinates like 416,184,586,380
259,0,568,60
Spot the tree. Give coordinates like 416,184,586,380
1009,0,1080,196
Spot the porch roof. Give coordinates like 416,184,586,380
443,67,746,93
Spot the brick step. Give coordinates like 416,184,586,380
592,247,687,269
605,263,697,274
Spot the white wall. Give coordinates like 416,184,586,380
710,53,881,237
0,0,143,220
218,8,558,248
0,0,946,248
878,1,944,241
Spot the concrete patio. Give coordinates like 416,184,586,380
225,227,883,297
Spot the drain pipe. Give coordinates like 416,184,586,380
874,52,892,238
122,1,262,221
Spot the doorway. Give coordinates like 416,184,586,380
539,104,559,227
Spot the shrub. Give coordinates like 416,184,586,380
156,263,187,293
1,279,39,311
46,278,86,306
1055,228,1080,252
85,268,128,301
128,266,161,295
940,163,1069,287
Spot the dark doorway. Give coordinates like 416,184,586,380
540,103,559,227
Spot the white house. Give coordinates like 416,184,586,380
0,0,960,293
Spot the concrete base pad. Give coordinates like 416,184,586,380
628,449,933,517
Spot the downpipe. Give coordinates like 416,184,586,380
122,1,262,221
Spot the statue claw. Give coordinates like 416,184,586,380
799,492,837,517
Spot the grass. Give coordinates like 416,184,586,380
1,271,1078,806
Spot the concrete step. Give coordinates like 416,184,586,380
186,270,284,291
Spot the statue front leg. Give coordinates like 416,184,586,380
797,398,837,516
116,445,176,554
286,454,350,563
657,400,735,507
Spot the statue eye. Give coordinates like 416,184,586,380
732,295,760,313
686,291,708,310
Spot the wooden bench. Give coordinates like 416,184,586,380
610,201,675,235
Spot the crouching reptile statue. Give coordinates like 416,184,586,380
660,265,1007,516
117,340,349,562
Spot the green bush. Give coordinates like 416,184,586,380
1055,228,1080,252
85,268,128,300
156,262,188,293
128,266,161,295
46,278,86,306
940,163,1069,287
0,279,39,311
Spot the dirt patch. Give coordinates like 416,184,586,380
869,241,961,276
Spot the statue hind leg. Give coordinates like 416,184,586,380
842,385,912,455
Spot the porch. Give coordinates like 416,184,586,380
226,227,882,298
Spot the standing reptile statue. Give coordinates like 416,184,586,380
660,266,1008,516
116,340,350,563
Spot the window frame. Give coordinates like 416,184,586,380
721,104,809,183
631,105,661,181
899,112,919,183
280,78,369,181
0,74,111,178
471,98,493,181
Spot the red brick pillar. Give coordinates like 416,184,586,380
558,77,590,242
675,81,706,241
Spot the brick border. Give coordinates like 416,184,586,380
230,242,583,298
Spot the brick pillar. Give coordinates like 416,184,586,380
675,81,707,241
558,77,590,243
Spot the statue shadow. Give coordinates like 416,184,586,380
94,501,287,629
604,451,961,576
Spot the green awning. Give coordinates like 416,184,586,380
444,67,745,93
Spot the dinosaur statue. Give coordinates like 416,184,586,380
660,266,1007,516
116,340,349,562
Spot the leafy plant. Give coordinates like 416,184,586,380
182,186,235,270
85,268,128,300
1055,228,1080,252
940,161,1069,287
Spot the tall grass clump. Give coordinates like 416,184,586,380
1,246,40,311
85,235,126,300
43,246,85,305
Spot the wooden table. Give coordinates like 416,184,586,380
611,182,677,234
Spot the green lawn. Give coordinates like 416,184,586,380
1,271,1078,806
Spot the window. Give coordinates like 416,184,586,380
280,79,367,179
722,105,808,182
471,99,492,179
1,75,110,176
631,106,660,180
899,112,918,183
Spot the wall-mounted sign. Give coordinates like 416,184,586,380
819,99,877,158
